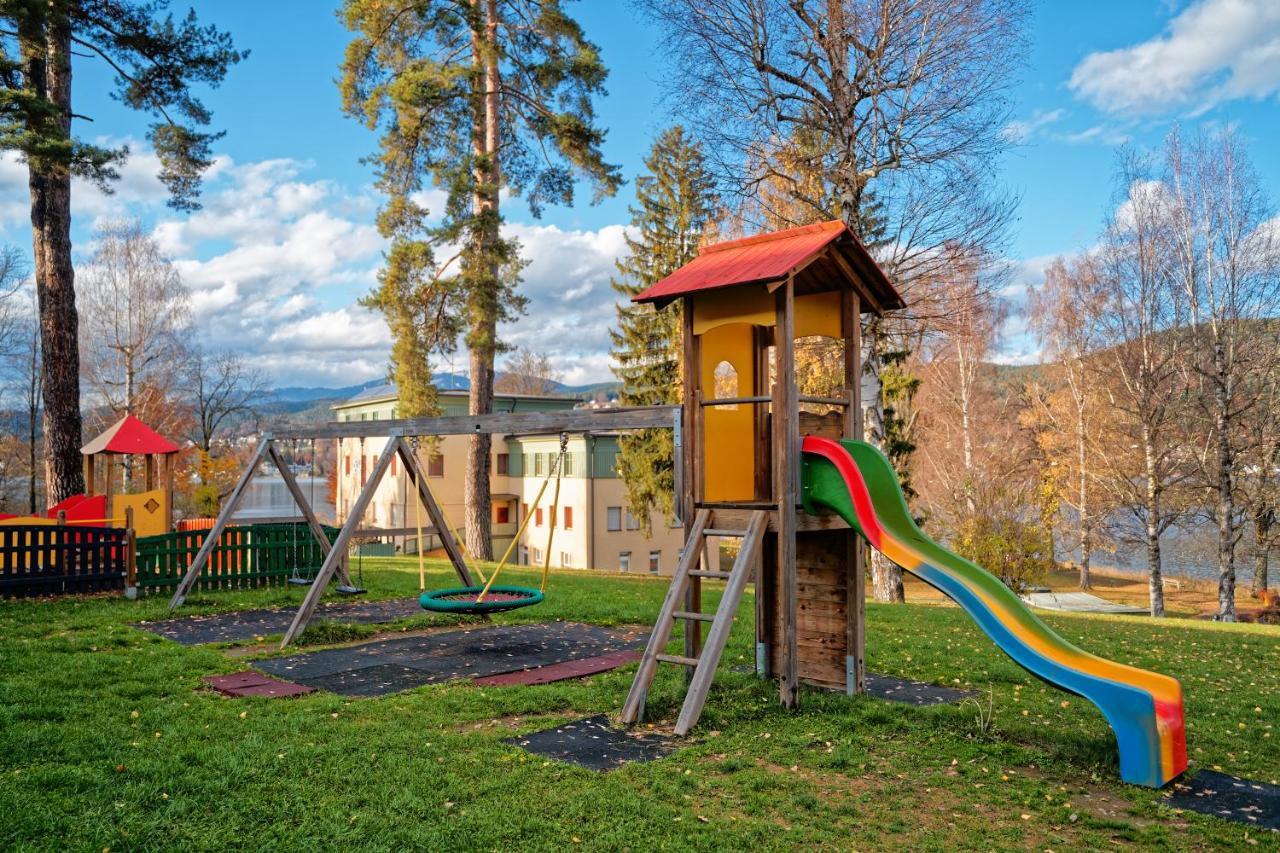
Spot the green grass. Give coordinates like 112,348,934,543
1,557,1277,851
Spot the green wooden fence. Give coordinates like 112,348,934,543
135,522,340,593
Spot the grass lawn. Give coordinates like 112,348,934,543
2,558,1278,850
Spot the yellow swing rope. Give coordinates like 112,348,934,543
476,434,567,603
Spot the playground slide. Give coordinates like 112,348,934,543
800,436,1187,788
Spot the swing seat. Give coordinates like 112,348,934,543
336,584,367,596
419,585,544,614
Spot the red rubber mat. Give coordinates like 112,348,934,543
203,671,315,698
472,649,642,686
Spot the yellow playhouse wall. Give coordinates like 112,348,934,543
112,488,169,537
700,323,757,503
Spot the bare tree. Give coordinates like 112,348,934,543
495,348,563,397
1086,151,1191,617
1238,353,1280,596
0,246,24,362
187,349,268,454
78,221,193,433
1165,126,1280,620
1027,256,1107,589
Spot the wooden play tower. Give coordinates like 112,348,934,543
621,220,904,733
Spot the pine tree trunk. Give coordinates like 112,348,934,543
25,17,84,506
1213,343,1236,621
1142,424,1164,617
462,0,501,561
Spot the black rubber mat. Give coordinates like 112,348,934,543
505,714,675,771
252,622,647,697
137,597,424,645
864,673,974,706
1167,770,1280,830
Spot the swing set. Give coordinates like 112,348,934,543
165,405,679,649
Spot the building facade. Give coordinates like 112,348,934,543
331,386,686,574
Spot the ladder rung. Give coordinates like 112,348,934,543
703,528,747,537
656,653,700,667
689,570,731,579
673,610,715,622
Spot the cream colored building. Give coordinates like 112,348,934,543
331,386,686,575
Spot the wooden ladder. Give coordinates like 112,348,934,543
621,508,769,735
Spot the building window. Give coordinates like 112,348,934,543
533,547,542,564
344,455,351,476
626,510,642,531
495,504,510,524
606,506,622,532
371,411,379,420
390,454,397,476
535,507,544,527
619,551,631,572
427,455,444,477
648,550,661,573
560,551,572,568
520,546,529,565
563,506,573,530
496,453,510,475
534,453,545,477
562,453,574,476
361,456,368,487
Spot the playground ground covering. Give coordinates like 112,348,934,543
1,557,1278,850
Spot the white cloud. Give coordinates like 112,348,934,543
1002,108,1067,143
1069,0,1280,115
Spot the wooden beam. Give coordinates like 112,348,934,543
280,435,404,647
682,300,703,667
267,443,351,587
397,441,473,588
775,275,799,709
827,249,885,316
840,288,866,696
273,405,679,441
168,439,271,608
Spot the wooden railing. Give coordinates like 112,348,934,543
136,522,339,594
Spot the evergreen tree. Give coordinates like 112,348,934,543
610,126,717,532
341,0,621,558
1,2,244,502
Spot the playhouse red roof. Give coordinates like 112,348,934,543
631,220,903,309
81,415,180,455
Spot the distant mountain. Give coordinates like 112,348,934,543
264,380,383,404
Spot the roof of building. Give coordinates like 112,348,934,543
333,384,580,410
631,219,904,310
81,414,180,456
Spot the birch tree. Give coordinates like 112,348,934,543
1087,152,1190,617
79,221,192,437
340,0,621,558
1027,256,1106,589
1165,126,1280,620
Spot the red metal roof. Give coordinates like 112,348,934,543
81,414,180,455
631,220,901,307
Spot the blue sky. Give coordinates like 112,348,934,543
1,0,1277,385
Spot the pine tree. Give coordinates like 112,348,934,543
1,3,244,503
610,127,717,532
341,0,621,558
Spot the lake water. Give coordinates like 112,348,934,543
233,476,335,525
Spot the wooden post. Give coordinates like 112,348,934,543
57,510,66,525
167,439,270,608
281,435,405,648
124,506,137,593
83,454,96,497
104,454,118,520
144,454,156,491
682,298,703,668
841,288,866,695
163,452,174,532
775,275,799,708
267,443,352,587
